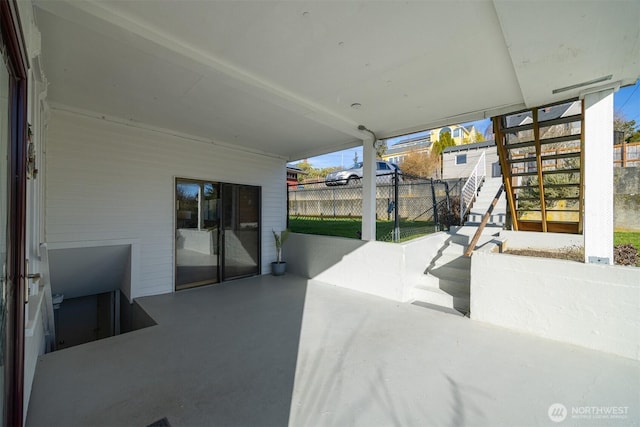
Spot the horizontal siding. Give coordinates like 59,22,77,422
46,110,285,298
442,147,499,179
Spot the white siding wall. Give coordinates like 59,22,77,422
442,146,499,180
46,110,286,298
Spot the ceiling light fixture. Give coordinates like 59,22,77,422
350,103,362,109
552,74,613,94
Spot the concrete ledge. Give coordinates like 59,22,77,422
471,250,640,360
285,232,448,302
498,230,583,250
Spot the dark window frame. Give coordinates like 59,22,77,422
0,0,29,424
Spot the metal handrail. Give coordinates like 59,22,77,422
459,151,486,225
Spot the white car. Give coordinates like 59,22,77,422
325,161,401,186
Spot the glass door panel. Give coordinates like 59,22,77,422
222,184,260,280
175,180,220,289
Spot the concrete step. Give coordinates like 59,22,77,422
466,213,506,224
415,273,469,296
469,207,507,216
448,227,501,247
412,285,470,314
439,241,466,255
430,253,471,271
471,198,506,209
429,264,470,282
435,277,469,295
473,196,505,205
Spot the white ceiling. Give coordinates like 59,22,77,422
34,0,640,161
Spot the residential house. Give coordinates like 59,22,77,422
382,124,478,166
286,165,305,186
441,140,500,180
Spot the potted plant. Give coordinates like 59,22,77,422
271,229,291,276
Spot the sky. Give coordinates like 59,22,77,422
292,80,640,170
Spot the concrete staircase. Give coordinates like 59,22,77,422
465,177,507,227
411,226,501,315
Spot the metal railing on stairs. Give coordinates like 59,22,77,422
459,151,486,225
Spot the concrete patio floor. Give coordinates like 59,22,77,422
27,274,639,426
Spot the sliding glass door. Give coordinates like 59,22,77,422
175,179,260,289
175,180,221,290
222,184,260,280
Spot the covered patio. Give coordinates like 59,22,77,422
0,0,638,424
27,275,638,426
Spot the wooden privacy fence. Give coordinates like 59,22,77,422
614,141,640,167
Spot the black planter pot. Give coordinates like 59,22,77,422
271,261,287,276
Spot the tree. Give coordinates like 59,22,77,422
471,130,485,143
431,131,456,155
375,140,387,159
614,114,640,143
295,160,339,182
399,149,438,178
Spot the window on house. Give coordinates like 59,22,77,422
455,154,467,165
453,128,461,138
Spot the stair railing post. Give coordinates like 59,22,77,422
431,178,439,231
393,169,399,242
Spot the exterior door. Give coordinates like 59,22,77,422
221,184,260,280
175,179,221,290
175,180,260,289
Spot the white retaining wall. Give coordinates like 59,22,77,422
471,250,640,360
46,109,286,298
285,232,448,301
499,230,583,250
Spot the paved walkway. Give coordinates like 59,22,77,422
27,275,639,426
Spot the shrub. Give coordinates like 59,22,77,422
438,196,461,230
614,244,638,266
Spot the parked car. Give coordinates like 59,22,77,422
325,160,401,186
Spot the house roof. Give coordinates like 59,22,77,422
442,140,496,154
35,1,640,161
505,100,581,128
286,165,306,174
386,138,432,156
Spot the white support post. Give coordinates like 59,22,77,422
361,136,376,241
583,89,614,264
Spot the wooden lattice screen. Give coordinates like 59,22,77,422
493,100,584,234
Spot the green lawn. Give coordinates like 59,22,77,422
289,220,640,257
614,231,640,266
288,217,437,242
614,231,640,249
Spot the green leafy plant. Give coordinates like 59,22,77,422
273,229,291,263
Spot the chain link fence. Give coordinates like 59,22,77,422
287,171,463,242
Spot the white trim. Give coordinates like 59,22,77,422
454,154,468,165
